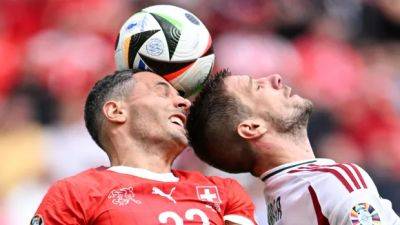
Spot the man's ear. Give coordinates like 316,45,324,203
103,101,127,123
237,118,268,140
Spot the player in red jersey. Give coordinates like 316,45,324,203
187,70,400,225
31,69,257,225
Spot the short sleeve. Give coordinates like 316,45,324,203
31,180,86,225
223,178,257,225
328,167,400,225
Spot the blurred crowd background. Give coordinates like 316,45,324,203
0,0,399,224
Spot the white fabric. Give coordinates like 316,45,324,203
108,166,179,182
223,214,255,225
261,158,400,225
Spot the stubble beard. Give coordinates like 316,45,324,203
129,116,188,154
270,99,313,135
170,128,189,150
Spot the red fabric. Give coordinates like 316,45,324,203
308,186,330,225
326,164,361,189
34,167,256,224
290,167,354,192
349,164,368,189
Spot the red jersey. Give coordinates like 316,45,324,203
31,166,256,225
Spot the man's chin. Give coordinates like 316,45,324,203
304,99,314,117
275,98,313,133
296,99,313,128
295,96,313,113
171,132,189,149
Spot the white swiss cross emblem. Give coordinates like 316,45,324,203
196,186,221,203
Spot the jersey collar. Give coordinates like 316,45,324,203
108,166,179,182
260,159,319,182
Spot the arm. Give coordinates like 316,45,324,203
31,180,86,225
327,166,400,225
223,178,258,225
329,189,400,225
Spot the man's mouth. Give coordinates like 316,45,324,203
169,114,186,127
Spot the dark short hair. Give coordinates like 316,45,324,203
84,69,143,150
187,69,256,173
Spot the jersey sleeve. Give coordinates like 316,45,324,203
222,178,257,225
31,180,87,225
325,165,400,225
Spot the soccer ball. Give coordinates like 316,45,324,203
115,5,214,97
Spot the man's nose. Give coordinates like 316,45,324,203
175,96,192,111
265,74,283,90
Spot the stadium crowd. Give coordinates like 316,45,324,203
0,0,399,224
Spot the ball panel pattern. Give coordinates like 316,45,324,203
127,29,160,69
115,5,214,96
149,13,181,60
139,53,195,76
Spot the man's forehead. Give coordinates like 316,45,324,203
225,75,252,93
132,71,179,96
225,74,251,84
223,75,255,109
134,71,167,84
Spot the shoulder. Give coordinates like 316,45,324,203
286,162,381,217
287,162,372,195
296,164,398,224
48,167,110,193
34,169,108,223
39,167,112,213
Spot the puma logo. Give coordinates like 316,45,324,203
152,187,176,203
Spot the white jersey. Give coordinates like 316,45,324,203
260,158,400,225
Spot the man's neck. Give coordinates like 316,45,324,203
110,152,174,173
251,130,315,177
106,136,183,173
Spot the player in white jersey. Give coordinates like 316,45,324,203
261,158,399,225
186,69,400,225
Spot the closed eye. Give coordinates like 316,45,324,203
155,82,170,97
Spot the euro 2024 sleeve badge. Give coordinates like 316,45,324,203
350,203,381,225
